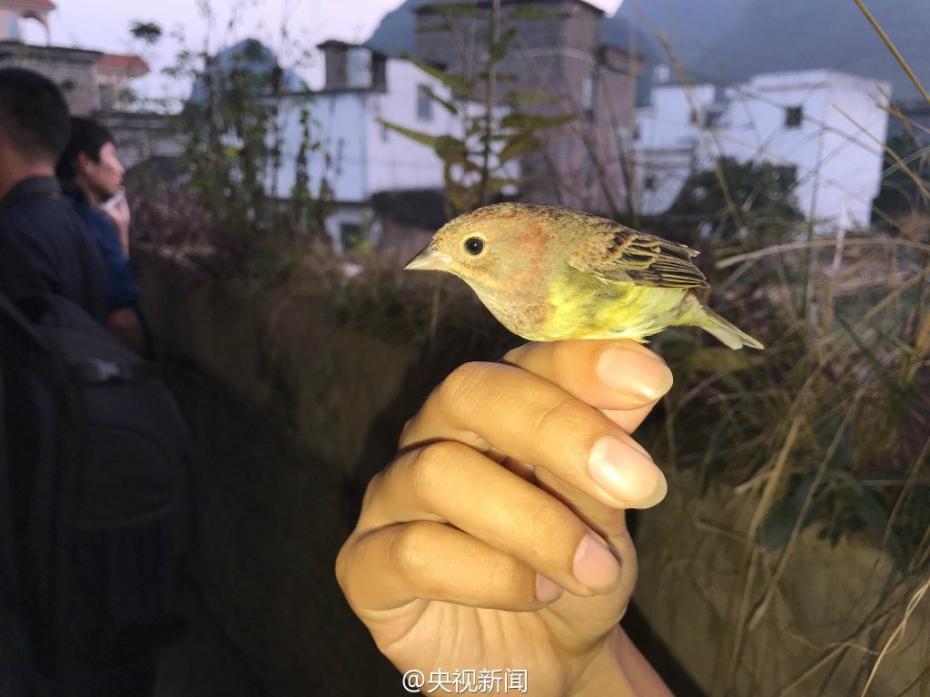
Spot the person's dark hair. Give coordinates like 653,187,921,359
56,117,116,180
0,68,71,162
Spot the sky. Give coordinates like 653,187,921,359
17,0,623,104
21,0,409,102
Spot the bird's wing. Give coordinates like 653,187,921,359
568,221,709,289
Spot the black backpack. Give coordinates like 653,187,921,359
0,290,194,696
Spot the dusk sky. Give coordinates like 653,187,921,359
19,0,624,103
27,0,409,101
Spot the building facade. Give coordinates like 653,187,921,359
412,0,642,215
0,0,180,169
274,41,515,251
634,69,892,229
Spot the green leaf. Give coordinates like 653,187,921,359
498,134,541,163
832,470,906,569
434,135,470,165
758,475,815,548
500,112,573,131
405,56,473,95
484,176,519,191
837,315,904,399
424,87,459,116
504,88,553,105
489,28,517,63
377,119,440,149
466,119,487,137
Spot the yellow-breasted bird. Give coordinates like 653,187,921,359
404,202,763,350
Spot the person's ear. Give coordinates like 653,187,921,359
75,151,93,175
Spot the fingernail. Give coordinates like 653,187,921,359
535,573,563,602
587,436,660,502
573,534,621,591
596,347,673,402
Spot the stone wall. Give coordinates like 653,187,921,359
137,250,430,695
0,40,101,115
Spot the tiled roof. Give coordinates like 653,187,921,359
97,52,150,75
4,0,56,11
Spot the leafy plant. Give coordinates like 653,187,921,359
379,1,572,216
667,156,805,245
159,26,329,276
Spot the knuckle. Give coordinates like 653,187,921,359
436,361,487,405
391,522,437,577
530,393,576,439
334,540,353,593
359,470,385,514
405,441,461,499
482,554,535,604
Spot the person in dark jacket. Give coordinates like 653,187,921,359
0,69,108,319
56,117,150,356
0,68,184,697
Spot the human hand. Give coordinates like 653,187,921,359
335,340,672,696
103,189,131,257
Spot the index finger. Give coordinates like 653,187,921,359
400,361,666,508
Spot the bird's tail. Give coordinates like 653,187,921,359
684,295,764,350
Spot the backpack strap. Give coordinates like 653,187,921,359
0,291,47,350
0,300,47,694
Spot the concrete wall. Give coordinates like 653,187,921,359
0,41,101,115
634,70,891,228
136,250,427,695
365,59,464,195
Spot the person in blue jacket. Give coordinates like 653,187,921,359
56,117,150,357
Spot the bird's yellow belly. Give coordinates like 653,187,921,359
536,276,688,342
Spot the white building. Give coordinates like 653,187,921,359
273,41,515,251
634,69,892,230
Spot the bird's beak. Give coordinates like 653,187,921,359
404,246,452,272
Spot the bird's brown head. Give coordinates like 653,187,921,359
404,203,558,297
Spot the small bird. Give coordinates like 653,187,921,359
404,203,763,350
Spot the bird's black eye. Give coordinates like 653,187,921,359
464,237,484,255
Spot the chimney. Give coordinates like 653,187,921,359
318,40,350,89
318,40,386,91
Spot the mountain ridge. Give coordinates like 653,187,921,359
367,0,928,102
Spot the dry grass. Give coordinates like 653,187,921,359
129,6,930,692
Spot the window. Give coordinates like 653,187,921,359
582,75,595,120
785,106,803,128
98,83,114,110
702,109,722,128
644,175,657,191
340,222,364,250
417,84,433,121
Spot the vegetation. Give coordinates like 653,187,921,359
379,1,572,216
130,3,930,695
131,10,330,279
